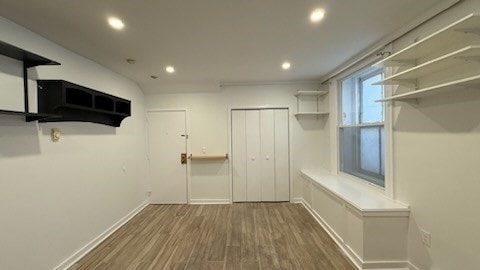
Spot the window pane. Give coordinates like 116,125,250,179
360,126,380,174
380,126,385,176
340,126,385,187
361,74,383,123
341,77,359,125
339,127,358,176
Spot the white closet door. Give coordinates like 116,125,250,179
245,110,261,201
260,110,275,201
274,109,290,201
232,110,247,202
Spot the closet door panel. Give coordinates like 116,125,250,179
260,109,275,201
232,110,247,202
246,110,261,201
274,109,290,201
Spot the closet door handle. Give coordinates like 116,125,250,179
266,155,270,160
251,156,256,161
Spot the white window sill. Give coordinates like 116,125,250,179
301,169,409,216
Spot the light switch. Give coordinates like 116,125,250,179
51,128,60,142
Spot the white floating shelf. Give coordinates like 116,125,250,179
294,112,329,116
374,13,480,68
189,154,229,160
374,46,480,85
294,90,328,97
377,74,480,102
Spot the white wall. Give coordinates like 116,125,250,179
0,17,148,270
391,1,480,269
145,83,329,201
326,0,480,268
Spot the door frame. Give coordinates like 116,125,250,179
146,108,191,204
228,105,293,203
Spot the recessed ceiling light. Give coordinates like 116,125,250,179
282,62,291,70
166,66,175,73
310,8,325,23
108,17,125,30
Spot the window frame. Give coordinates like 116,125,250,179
337,67,388,189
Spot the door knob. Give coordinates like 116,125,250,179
251,156,256,161
266,155,270,160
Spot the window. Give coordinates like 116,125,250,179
339,67,385,187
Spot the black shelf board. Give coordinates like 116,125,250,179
0,109,60,122
0,40,60,67
62,103,129,117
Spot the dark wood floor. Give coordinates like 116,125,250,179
71,203,355,270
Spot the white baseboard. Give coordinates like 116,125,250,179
291,197,303,203
54,200,149,270
189,199,231,205
408,262,420,270
298,198,410,270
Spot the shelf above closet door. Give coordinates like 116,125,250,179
294,90,328,97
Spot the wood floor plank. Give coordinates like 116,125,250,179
71,203,356,270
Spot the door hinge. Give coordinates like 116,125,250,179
181,134,189,139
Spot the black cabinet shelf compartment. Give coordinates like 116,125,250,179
0,40,60,121
37,80,131,127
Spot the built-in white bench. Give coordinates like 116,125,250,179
300,169,410,270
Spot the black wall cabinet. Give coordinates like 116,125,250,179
37,80,131,127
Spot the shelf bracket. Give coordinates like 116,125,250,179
454,28,480,36
23,61,29,114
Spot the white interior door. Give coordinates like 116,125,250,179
231,108,290,202
245,110,261,201
147,111,188,204
232,110,247,202
274,109,290,201
260,110,275,201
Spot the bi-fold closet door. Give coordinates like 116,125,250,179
232,109,289,202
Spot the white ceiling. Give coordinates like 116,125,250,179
0,0,443,90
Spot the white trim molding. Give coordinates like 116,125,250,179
189,199,231,205
291,197,303,204
54,200,149,270
299,199,411,270
408,262,421,270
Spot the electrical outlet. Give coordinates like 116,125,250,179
421,229,431,247
202,147,206,154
